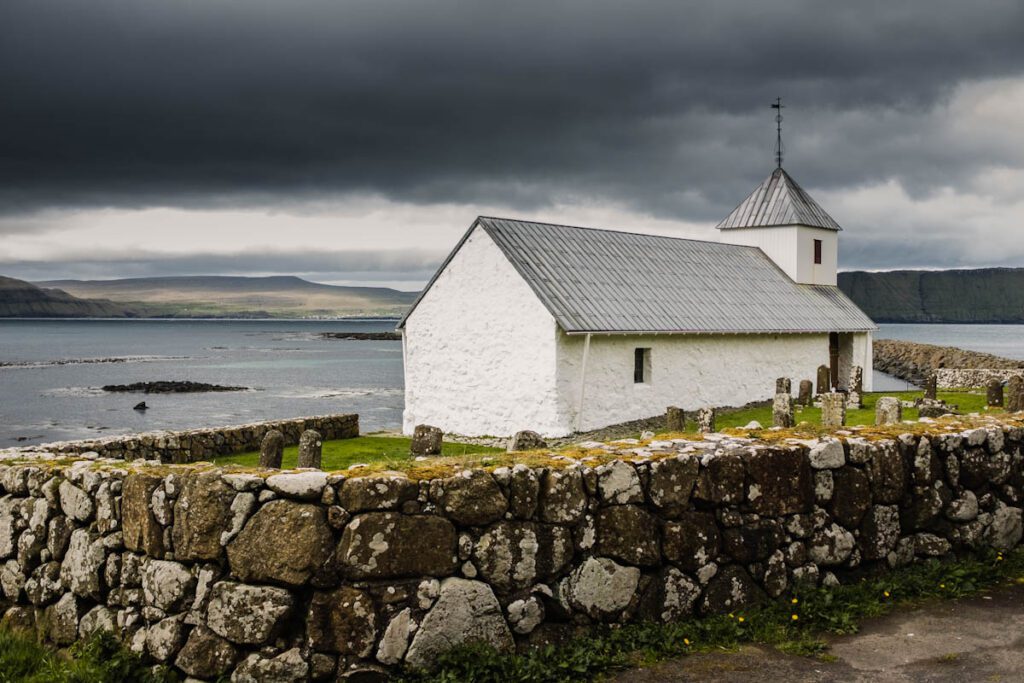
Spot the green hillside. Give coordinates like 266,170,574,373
0,276,137,318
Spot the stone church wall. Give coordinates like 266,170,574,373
1,420,1022,680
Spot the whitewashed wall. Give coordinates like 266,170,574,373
402,226,564,436
556,332,862,433
719,225,838,286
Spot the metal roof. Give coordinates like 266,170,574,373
717,168,842,231
399,216,875,334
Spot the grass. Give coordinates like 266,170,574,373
398,547,1024,683
715,389,995,430
0,629,173,683
213,433,505,471
206,389,1003,478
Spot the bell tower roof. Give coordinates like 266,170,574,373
716,167,842,231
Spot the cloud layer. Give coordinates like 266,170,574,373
2,0,1023,283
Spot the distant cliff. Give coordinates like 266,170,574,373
0,276,137,318
839,268,1024,323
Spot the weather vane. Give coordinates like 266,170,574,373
772,97,784,169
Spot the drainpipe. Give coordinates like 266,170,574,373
575,333,592,433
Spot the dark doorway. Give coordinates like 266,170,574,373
829,332,840,390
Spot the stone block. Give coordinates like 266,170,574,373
797,379,813,406
665,406,686,432
987,379,1004,407
259,429,285,469
227,500,333,586
821,393,846,427
772,393,794,428
297,429,323,469
507,430,546,452
337,512,457,579
816,365,831,394
696,407,715,434
875,396,902,425
410,425,443,456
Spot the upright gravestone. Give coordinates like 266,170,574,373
821,393,846,428
259,429,285,469
797,380,813,407
696,408,715,434
847,366,864,409
987,379,1004,407
924,373,938,401
775,377,791,395
665,406,686,432
508,430,546,452
1008,375,1024,412
772,393,794,428
411,424,443,456
297,429,323,469
816,365,831,395
875,396,902,425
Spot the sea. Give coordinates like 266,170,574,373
2,320,1024,447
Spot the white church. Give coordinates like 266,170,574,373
398,167,876,437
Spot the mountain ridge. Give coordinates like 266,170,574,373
838,268,1024,323
5,275,416,318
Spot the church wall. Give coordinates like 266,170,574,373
401,226,564,436
556,331,836,433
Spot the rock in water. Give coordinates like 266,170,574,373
259,430,285,469
410,425,443,456
297,430,323,469
133,401,148,411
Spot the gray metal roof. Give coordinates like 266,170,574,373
399,216,875,334
717,168,842,231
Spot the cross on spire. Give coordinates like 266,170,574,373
771,97,785,169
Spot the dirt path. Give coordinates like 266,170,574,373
611,584,1024,682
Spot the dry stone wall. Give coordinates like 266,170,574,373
2,420,1024,681
936,368,1024,390
1,414,358,464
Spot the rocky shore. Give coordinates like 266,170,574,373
101,381,248,394
874,339,1024,384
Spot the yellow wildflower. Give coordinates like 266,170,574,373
791,614,799,621
791,598,799,604
884,591,890,598
684,638,691,646
738,616,745,623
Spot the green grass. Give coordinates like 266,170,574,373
214,434,505,471
398,548,1024,683
715,389,994,430
0,629,173,683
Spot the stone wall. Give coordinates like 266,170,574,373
2,414,359,464
1,420,1023,681
936,369,1024,389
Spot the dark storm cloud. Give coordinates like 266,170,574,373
3,0,1023,224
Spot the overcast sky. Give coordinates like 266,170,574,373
2,0,1023,290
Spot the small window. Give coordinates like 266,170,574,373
814,239,823,265
634,348,651,384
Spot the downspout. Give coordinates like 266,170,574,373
575,333,592,433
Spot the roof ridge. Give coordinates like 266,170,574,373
476,215,764,250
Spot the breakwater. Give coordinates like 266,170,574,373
874,339,1024,385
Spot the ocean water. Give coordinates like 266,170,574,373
0,319,404,447
2,320,1022,446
